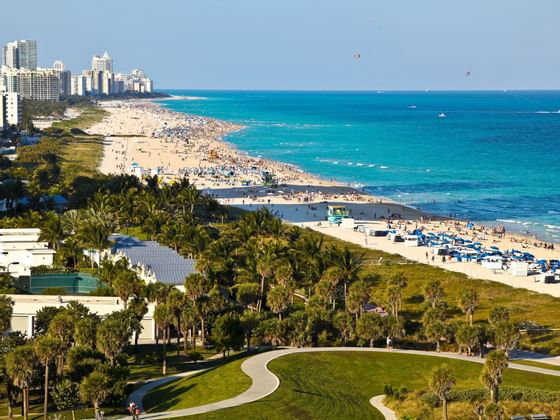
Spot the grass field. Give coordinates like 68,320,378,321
512,359,560,371
150,351,560,420
143,354,252,412
127,343,225,382
52,106,107,132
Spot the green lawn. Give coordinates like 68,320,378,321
168,351,560,420
512,359,560,371
127,343,222,382
143,355,252,412
52,106,107,132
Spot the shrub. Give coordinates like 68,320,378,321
420,386,560,406
41,287,68,295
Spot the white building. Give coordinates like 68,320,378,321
71,75,86,96
1,67,60,101
0,92,21,128
92,52,113,73
53,60,71,96
115,69,154,93
2,40,37,70
0,228,56,277
7,294,156,340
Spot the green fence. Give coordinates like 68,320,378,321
23,273,100,295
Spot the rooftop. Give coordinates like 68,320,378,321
110,235,196,285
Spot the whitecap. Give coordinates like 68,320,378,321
356,163,364,166
380,165,388,169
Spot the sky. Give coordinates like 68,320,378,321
2,0,559,90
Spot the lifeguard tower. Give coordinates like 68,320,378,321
327,205,349,224
261,171,278,188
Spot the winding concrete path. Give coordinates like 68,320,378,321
126,347,560,419
369,395,397,420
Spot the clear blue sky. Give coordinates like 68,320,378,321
2,0,559,90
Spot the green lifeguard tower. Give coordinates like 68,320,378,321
327,205,349,224
261,171,278,188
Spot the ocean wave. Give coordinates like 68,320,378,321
379,165,389,169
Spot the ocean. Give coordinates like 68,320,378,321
159,90,560,242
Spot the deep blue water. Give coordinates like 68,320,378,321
159,90,560,242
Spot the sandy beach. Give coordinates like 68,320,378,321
91,99,560,298
93,100,338,189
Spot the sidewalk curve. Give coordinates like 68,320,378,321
124,347,560,419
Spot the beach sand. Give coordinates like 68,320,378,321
91,99,560,298
93,100,337,189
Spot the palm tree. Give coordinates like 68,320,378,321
61,209,83,235
255,243,278,312
480,350,508,403
153,303,175,375
34,336,62,420
428,364,456,420
5,346,37,420
40,212,65,251
78,221,113,269
459,289,479,326
328,245,364,307
356,312,385,347
267,286,290,319
424,279,444,308
112,268,142,309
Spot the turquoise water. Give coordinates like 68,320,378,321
159,90,560,242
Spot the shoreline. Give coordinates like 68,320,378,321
90,98,560,297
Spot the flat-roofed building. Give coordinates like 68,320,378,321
6,294,156,340
0,228,56,277
2,40,37,70
3,92,21,126
71,75,86,96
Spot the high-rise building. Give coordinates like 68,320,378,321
92,52,113,73
71,75,85,96
115,69,154,93
1,92,22,128
53,61,71,96
0,95,4,130
3,42,18,68
53,60,65,71
5,92,21,126
2,68,60,101
2,40,37,70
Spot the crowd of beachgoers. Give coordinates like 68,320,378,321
94,100,334,189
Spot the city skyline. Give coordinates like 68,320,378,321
1,0,559,91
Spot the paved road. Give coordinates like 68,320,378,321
125,347,560,420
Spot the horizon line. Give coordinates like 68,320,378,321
156,88,560,93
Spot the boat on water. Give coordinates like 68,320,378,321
438,113,446,118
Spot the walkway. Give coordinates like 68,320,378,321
124,347,560,419
369,395,397,420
